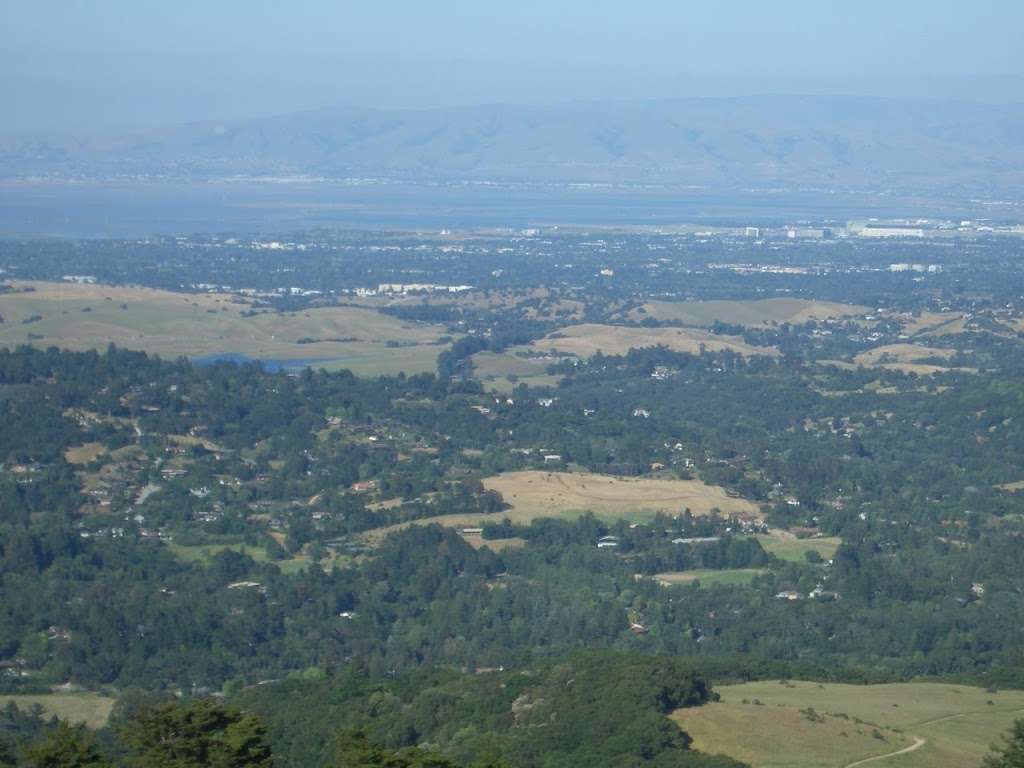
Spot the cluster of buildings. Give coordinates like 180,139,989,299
734,218,1024,242
359,283,473,296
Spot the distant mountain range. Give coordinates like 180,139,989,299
3,96,1024,195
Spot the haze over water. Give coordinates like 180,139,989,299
1,181,1015,239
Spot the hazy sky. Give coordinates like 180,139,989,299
2,0,1022,135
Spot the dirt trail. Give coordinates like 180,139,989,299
915,706,1024,728
842,737,926,768
916,712,964,726
844,705,1024,766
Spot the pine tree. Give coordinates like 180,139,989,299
985,719,1024,768
23,722,110,768
120,700,272,768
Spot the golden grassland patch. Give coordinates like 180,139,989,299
995,480,1024,492
854,343,956,366
483,373,563,394
653,569,766,587
673,680,1024,768
634,298,870,328
851,344,976,376
470,350,566,392
483,470,762,519
755,531,842,563
0,280,451,376
817,359,860,371
901,311,967,336
359,471,761,544
460,532,527,551
0,693,116,729
528,324,778,359
354,288,585,322
366,497,406,511
63,442,107,465
470,350,555,379
167,434,225,453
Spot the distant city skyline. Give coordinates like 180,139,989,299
1,0,1022,135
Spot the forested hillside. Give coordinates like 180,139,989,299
4,226,1024,766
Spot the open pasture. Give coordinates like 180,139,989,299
482,470,762,520
634,298,869,328
357,287,586,323
168,541,312,574
63,442,107,465
654,569,767,587
470,350,564,391
168,541,275,564
459,532,527,551
526,323,778,359
359,470,760,543
0,693,116,729
0,281,450,376
756,531,842,563
900,311,968,337
852,343,973,375
995,480,1024,492
673,679,1024,768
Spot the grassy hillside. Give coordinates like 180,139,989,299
0,281,450,375
674,680,1024,768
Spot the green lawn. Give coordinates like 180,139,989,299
757,533,842,563
168,541,324,574
469,350,564,393
484,373,563,394
654,569,767,587
673,679,1024,768
168,541,273,564
0,693,116,729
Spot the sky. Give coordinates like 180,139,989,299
2,0,1022,135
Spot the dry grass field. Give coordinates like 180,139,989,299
469,350,565,391
674,680,1024,768
360,471,761,543
851,344,973,375
482,470,762,519
459,532,527,551
356,288,586,323
526,324,778,359
63,442,107,465
359,511,520,544
995,480,1024,492
470,350,554,378
0,693,116,728
854,343,955,365
653,569,767,587
484,374,563,394
756,531,843,563
0,281,451,375
633,299,869,328
901,311,968,337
